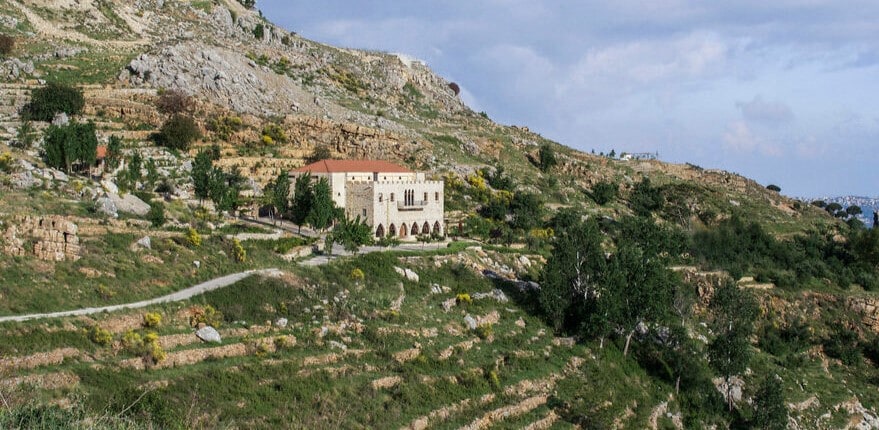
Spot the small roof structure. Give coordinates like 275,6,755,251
96,145,108,160
293,159,412,174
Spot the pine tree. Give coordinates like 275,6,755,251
307,177,335,231
708,282,757,412
191,150,213,203
272,171,290,219
290,172,314,233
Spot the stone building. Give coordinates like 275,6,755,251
292,160,444,239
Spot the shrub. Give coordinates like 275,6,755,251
122,330,144,352
13,120,36,149
349,268,365,281
0,152,13,172
475,323,493,339
186,227,202,247
238,0,256,9
252,23,265,39
274,336,291,350
262,123,286,143
95,284,115,300
156,89,192,115
590,181,618,205
209,115,243,141
147,201,166,227
142,312,162,328
824,323,862,366
537,144,557,172
88,326,112,346
21,82,85,122
456,293,472,305
147,342,167,364
0,34,13,57
189,305,222,328
766,184,781,192
630,177,663,216
231,238,246,262
152,115,200,151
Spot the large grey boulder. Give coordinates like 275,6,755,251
11,171,41,189
95,196,118,217
135,236,151,250
196,326,222,343
463,315,478,331
109,193,151,216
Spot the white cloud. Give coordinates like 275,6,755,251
736,96,794,125
723,121,782,156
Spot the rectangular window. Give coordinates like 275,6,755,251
378,193,383,203
362,209,367,217
390,193,395,202
435,192,439,201
423,192,428,201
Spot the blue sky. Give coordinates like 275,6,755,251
259,0,879,197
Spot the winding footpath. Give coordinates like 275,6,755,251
0,269,282,323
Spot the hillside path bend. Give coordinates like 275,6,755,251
0,269,282,323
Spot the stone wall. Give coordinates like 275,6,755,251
849,297,879,333
1,216,81,261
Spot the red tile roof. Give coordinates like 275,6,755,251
96,145,108,159
294,159,412,174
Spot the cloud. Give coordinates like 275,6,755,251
723,121,782,156
736,96,794,125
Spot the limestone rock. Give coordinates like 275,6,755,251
274,318,288,328
195,326,222,343
394,266,419,282
95,196,118,218
52,113,69,126
136,236,151,250
109,193,150,216
464,315,478,331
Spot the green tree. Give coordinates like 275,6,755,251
147,201,166,227
330,215,373,254
590,181,617,205
290,172,314,233
145,158,159,188
708,282,758,412
271,171,291,219
537,144,557,172
191,150,213,203
106,135,123,170
125,152,143,190
153,115,201,151
209,167,243,215
13,119,36,149
539,218,605,333
510,192,544,231
253,23,265,39
307,177,336,231
602,241,677,356
22,82,85,122
305,145,332,164
752,377,787,430
42,121,98,173
766,184,781,192
156,89,191,116
630,177,663,217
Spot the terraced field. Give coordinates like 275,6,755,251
0,250,671,429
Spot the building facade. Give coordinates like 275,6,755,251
293,160,444,239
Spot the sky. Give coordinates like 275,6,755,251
259,1,879,197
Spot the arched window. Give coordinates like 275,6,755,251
433,221,442,235
400,223,408,238
389,224,397,237
378,193,383,203
422,222,430,234
411,223,419,235
375,224,385,238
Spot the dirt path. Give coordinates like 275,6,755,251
9,0,148,48
0,268,281,323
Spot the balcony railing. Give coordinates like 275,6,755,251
398,200,428,211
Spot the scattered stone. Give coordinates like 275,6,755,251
135,236,151,250
464,315,478,331
274,318,288,328
195,326,222,343
51,112,69,126
329,341,347,351
473,289,509,303
95,196,118,217
515,318,526,328
442,298,456,312
394,266,420,282
11,171,41,189
193,260,200,268
518,255,532,267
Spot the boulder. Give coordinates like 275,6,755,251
463,315,478,331
394,266,420,282
274,317,288,328
95,196,118,217
51,112,69,126
11,171,41,189
135,236,151,250
195,326,222,343
109,193,150,216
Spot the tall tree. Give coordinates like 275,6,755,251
290,172,314,233
307,177,336,231
539,218,605,333
537,144,557,172
305,145,332,164
708,282,758,412
191,150,213,203
510,192,545,231
271,171,291,219
602,241,676,356
209,167,243,215
752,376,788,430
42,121,97,173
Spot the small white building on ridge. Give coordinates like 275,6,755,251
292,160,444,239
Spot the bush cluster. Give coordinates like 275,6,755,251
21,82,85,122
152,115,200,151
0,34,13,57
